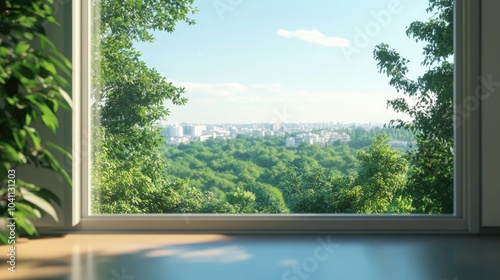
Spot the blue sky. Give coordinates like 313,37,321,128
135,0,431,124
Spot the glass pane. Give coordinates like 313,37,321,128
90,0,454,215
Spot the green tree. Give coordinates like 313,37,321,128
91,0,198,213
355,135,412,214
373,0,453,213
226,187,256,213
279,136,411,214
245,183,289,213
279,164,360,213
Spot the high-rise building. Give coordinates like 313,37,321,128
183,125,203,137
166,124,183,137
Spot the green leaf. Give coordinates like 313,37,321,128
40,60,57,74
12,205,39,236
46,141,72,160
1,143,21,163
16,203,42,219
20,188,59,222
18,151,27,163
23,32,35,40
0,46,9,57
52,74,70,89
38,149,72,185
5,96,16,105
46,16,58,25
15,41,30,55
38,33,56,50
25,113,32,125
17,16,37,28
0,219,12,244
12,130,27,149
41,110,58,133
25,126,41,149
58,88,73,109
25,96,59,133
48,56,71,77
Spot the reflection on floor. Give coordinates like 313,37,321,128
1,234,500,280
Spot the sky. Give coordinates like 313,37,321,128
134,0,431,125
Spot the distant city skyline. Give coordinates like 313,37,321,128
160,121,414,148
135,0,431,125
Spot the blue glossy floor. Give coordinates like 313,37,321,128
2,233,500,280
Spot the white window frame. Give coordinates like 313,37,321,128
69,0,481,234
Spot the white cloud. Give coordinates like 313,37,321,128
272,90,410,123
277,29,351,47
250,83,284,93
174,81,285,100
164,80,412,124
166,90,410,124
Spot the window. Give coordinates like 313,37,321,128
69,0,481,233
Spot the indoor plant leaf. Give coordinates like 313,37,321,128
19,187,59,222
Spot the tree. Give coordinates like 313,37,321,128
373,0,454,213
91,0,199,213
245,183,289,213
226,187,256,213
280,164,332,213
279,135,412,214
355,135,412,214
279,164,360,213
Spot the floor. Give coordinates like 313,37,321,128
1,234,500,280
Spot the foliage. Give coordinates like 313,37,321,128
245,183,289,213
355,135,412,213
91,129,236,214
0,0,72,243
226,187,256,213
280,164,354,213
280,135,412,214
373,0,454,213
156,133,414,214
91,0,198,213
